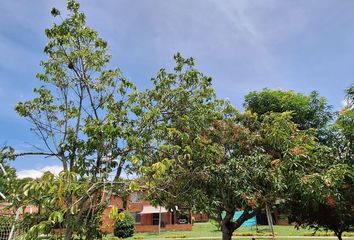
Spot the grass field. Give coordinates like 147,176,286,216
122,222,354,240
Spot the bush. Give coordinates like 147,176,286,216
114,211,135,238
0,215,13,240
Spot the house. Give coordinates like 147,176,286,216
100,192,193,233
0,192,193,234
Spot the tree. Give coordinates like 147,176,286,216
286,88,354,240
249,88,353,240
132,53,223,215
244,88,332,132
2,1,138,239
135,55,323,240
287,152,353,240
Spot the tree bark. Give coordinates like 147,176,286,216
172,206,177,224
221,212,235,240
64,227,73,240
221,228,233,240
220,209,259,240
335,231,343,240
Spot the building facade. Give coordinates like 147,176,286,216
100,192,192,233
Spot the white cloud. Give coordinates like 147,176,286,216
17,165,63,179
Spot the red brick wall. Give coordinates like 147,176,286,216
165,224,192,231
135,224,192,233
135,224,159,233
138,212,171,226
193,213,209,222
100,195,124,233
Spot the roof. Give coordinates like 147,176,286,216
139,205,168,214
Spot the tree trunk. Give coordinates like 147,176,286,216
221,227,233,240
221,212,235,240
335,231,343,240
220,208,258,240
222,229,232,240
64,227,73,240
172,206,177,224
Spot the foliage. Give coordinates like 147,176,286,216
289,148,353,239
133,53,224,208
0,146,18,200
114,211,135,239
244,88,332,131
2,1,139,239
290,120,354,239
281,88,354,240
135,55,324,240
287,189,353,240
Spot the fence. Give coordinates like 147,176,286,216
0,203,20,240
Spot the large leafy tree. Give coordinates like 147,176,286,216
244,88,332,132
287,88,354,240
2,1,138,239
190,111,325,240
135,56,323,240
247,88,353,240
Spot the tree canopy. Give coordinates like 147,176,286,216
134,57,329,240
286,88,354,240
246,88,353,240
244,88,332,131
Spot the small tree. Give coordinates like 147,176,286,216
2,1,139,239
114,212,135,239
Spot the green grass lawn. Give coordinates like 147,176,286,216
120,222,354,240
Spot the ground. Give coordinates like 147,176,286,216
116,222,354,240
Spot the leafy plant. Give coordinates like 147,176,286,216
114,211,135,239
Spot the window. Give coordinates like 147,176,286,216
152,213,159,225
131,212,141,224
130,192,141,203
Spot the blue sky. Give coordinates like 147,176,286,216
1,0,354,176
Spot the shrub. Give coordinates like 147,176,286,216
114,211,135,238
